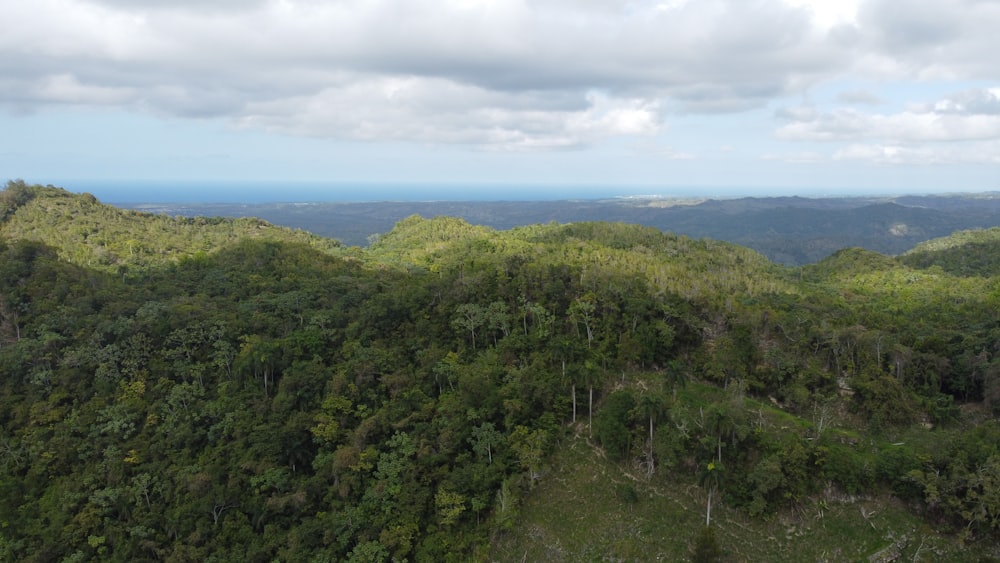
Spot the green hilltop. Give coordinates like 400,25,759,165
901,226,1000,277
2,181,1000,561
0,180,343,274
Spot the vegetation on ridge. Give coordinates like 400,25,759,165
1,181,1000,561
0,180,343,276
901,226,1000,277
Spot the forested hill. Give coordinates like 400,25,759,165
0,180,342,274
901,226,1000,277
3,181,1000,561
125,191,1000,264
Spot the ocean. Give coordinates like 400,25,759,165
58,180,797,204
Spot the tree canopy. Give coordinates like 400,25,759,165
2,182,1000,560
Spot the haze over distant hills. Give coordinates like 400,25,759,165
125,192,1000,265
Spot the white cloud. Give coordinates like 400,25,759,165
781,0,859,28
777,87,1000,143
834,142,1000,165
772,86,1000,166
777,109,1000,142
851,0,1000,80
0,0,851,148
922,88,1000,115
2,0,1000,153
238,76,662,149
83,0,266,11
35,74,137,105
836,89,882,105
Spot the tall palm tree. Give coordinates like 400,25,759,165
636,391,668,477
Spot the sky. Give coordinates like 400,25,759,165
2,0,1000,200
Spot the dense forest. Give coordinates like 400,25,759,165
2,180,1000,561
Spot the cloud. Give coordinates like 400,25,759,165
238,77,661,149
777,109,1000,142
836,89,882,105
773,86,1000,165
776,87,1000,143
35,74,137,105
852,0,1000,79
83,0,266,11
921,88,1000,115
1,0,998,151
834,142,1000,165
782,0,859,28
774,105,820,122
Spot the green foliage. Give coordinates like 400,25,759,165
0,179,37,222
691,526,722,562
802,246,900,281
2,182,1000,559
0,185,342,276
814,441,874,495
614,482,639,505
594,390,636,462
902,227,1000,276
854,373,920,428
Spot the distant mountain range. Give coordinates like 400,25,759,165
124,192,1000,265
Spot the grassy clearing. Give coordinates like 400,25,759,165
491,426,991,562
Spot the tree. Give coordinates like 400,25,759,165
552,335,584,423
469,422,502,465
964,454,1000,534
486,301,512,346
347,540,389,563
0,298,21,346
703,393,747,468
0,179,35,222
636,391,668,477
579,357,603,437
434,488,466,527
432,352,460,394
235,334,283,396
699,460,724,528
517,297,552,340
664,358,688,400
594,390,635,462
568,294,597,349
509,426,548,483
452,304,486,350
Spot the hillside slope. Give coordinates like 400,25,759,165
0,181,342,274
1,181,1000,560
901,227,1000,276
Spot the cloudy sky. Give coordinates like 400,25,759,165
2,0,999,199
